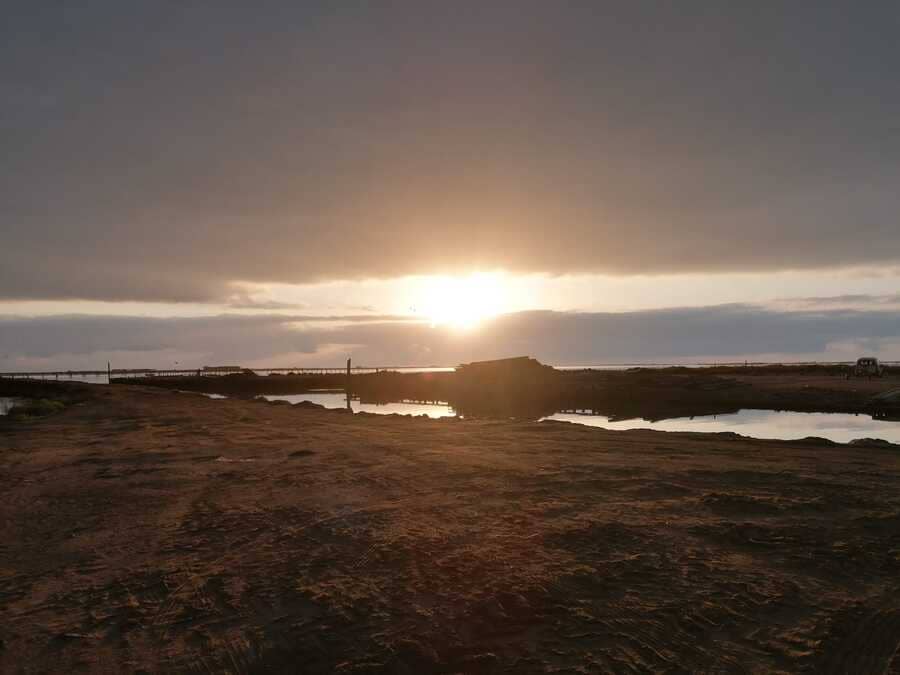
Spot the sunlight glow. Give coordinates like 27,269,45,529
412,273,510,330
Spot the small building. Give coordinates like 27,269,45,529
456,356,555,379
455,356,559,391
452,356,561,418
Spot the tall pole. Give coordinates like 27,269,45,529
107,361,111,383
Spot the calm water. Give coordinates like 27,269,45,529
261,393,455,419
8,370,900,443
547,409,900,444
259,392,900,444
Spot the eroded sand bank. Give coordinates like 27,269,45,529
2,384,900,672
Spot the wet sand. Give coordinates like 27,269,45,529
3,383,900,672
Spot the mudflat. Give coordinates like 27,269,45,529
3,385,900,673
114,366,900,420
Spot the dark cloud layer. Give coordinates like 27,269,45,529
780,294,900,307
3,2,900,300
2,305,899,370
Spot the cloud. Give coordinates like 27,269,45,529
2,3,900,300
1,304,899,371
224,293,308,311
787,295,898,306
772,294,900,311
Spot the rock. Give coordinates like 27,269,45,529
389,639,442,674
460,652,500,672
848,437,896,448
871,389,900,403
796,436,837,446
292,400,325,410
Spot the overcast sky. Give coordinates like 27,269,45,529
2,2,899,368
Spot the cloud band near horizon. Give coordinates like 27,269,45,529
2,304,899,371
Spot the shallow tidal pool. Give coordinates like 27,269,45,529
255,392,900,445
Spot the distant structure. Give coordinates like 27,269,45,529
201,365,243,374
455,356,559,391
456,356,555,379
453,356,561,418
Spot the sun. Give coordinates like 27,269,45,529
414,273,509,330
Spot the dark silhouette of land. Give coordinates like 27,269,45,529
110,358,900,421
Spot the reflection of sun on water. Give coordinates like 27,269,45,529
414,273,509,330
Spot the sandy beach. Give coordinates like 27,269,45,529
3,383,900,672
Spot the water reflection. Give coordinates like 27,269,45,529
258,392,900,444
262,393,455,419
546,409,900,444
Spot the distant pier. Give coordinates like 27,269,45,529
0,366,450,381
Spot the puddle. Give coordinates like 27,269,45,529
0,397,20,416
255,392,900,444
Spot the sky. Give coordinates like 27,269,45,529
2,2,900,369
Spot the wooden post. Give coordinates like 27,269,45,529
346,357,352,410
107,361,111,383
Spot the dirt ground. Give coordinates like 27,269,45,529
581,370,900,419
730,372,897,398
3,384,900,673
